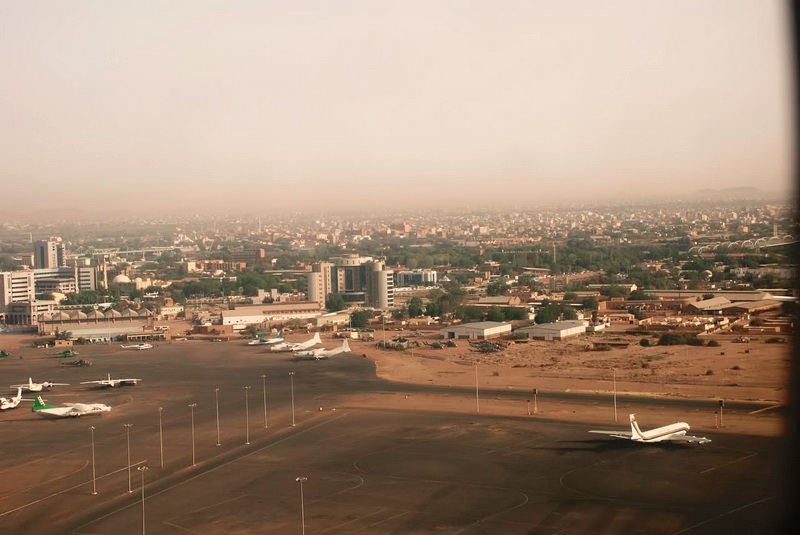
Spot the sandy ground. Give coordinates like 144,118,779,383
2,323,790,438
356,326,791,404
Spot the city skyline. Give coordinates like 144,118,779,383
0,1,794,215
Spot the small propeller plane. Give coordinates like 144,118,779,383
120,343,153,350
53,350,78,358
293,339,351,360
1,388,23,410
32,395,110,418
270,333,321,352
80,373,142,388
248,329,285,345
589,413,711,444
10,378,70,392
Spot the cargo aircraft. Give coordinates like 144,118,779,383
1,388,23,410
120,343,153,350
80,373,142,388
270,333,321,352
293,339,351,360
32,395,110,418
589,413,711,444
10,378,70,392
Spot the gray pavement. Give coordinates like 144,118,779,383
0,339,786,534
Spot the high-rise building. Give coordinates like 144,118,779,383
395,269,438,287
308,256,394,310
34,237,66,269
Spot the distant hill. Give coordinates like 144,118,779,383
695,187,761,195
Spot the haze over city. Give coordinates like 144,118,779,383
0,0,794,216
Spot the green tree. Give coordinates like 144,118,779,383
535,304,577,324
325,293,346,312
350,310,371,328
486,306,505,322
486,280,506,296
407,296,424,318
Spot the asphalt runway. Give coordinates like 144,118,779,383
0,340,785,534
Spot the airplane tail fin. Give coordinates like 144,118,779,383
341,339,351,353
277,329,284,338
29,377,34,389
312,333,321,344
629,414,644,440
32,396,53,411
14,387,22,400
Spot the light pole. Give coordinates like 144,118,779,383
533,388,539,414
188,403,197,466
123,423,133,493
474,362,480,413
137,466,148,535
296,476,307,535
90,426,97,495
289,372,296,426
214,389,221,446
157,407,164,468
243,386,251,444
261,374,268,429
612,367,618,422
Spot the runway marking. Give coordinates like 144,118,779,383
700,452,758,474
2,460,89,498
70,413,351,533
671,495,775,534
748,404,781,415
160,519,200,533
358,510,411,531
0,460,147,519
483,438,540,455
313,507,389,534
162,494,248,525
454,490,530,534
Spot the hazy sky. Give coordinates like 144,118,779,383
0,1,794,214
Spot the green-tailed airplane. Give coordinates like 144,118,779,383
32,395,110,418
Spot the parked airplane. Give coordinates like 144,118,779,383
248,329,285,345
80,373,142,388
10,378,70,392
53,350,78,358
293,339,351,360
270,333,321,352
120,343,153,350
1,388,23,410
589,413,711,444
32,395,111,418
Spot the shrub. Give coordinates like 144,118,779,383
765,337,785,344
640,338,651,347
706,340,721,347
594,344,612,351
731,365,742,370
705,369,714,375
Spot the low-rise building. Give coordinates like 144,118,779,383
515,320,587,341
439,321,511,340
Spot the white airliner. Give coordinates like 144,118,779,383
293,339,351,360
32,395,110,418
1,388,23,410
120,343,153,350
589,413,711,444
80,373,143,388
248,329,285,345
270,333,321,352
10,378,70,392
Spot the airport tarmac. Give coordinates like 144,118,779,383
0,339,787,534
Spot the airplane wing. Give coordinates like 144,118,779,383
588,430,633,438
662,435,712,444
9,384,27,389
119,379,141,385
80,380,107,385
